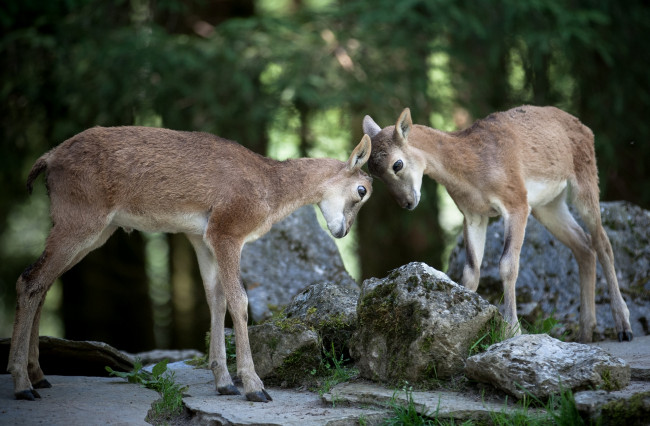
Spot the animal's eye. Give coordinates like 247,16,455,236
357,185,367,199
392,160,403,173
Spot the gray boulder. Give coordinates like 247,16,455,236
284,278,360,356
349,262,501,384
447,201,650,340
575,383,650,424
241,205,354,322
248,321,321,387
465,334,630,399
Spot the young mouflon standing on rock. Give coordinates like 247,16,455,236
8,127,373,402
363,106,632,343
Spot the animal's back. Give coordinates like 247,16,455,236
41,127,271,216
460,106,594,183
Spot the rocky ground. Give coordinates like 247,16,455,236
2,202,648,424
1,335,648,425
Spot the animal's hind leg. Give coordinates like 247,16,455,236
9,222,116,400
27,294,51,390
9,270,46,400
568,125,632,341
532,194,597,342
575,200,632,341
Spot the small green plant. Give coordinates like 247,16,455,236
598,368,620,391
359,414,370,426
546,388,585,426
106,359,188,423
470,312,568,357
105,358,150,385
384,385,433,425
311,342,358,398
383,386,475,425
225,332,237,362
523,311,567,341
489,393,546,426
469,316,516,356
488,384,585,426
185,331,236,370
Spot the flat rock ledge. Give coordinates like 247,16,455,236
166,363,390,425
322,381,542,423
165,363,547,425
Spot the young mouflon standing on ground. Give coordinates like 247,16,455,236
8,126,373,402
363,106,632,343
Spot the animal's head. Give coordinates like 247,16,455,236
363,108,424,210
318,134,373,238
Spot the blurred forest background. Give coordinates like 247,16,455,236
1,0,648,353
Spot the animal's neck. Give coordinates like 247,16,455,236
265,157,343,221
409,125,459,187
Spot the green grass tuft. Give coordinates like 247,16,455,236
312,342,358,400
106,358,188,424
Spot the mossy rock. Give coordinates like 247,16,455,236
350,262,499,386
248,321,321,387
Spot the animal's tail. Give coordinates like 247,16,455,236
26,154,49,195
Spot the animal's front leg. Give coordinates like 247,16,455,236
499,207,529,337
461,213,488,292
207,281,240,396
214,237,271,403
187,235,239,396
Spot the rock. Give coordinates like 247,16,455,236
593,337,650,381
248,321,321,386
0,336,134,376
447,201,650,341
350,262,501,384
241,205,354,323
322,381,541,423
465,334,631,399
131,348,203,365
0,374,160,425
284,278,360,356
163,366,390,425
2,335,649,425
575,383,650,425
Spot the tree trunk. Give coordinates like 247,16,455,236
61,231,155,353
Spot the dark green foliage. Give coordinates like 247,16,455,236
1,0,648,348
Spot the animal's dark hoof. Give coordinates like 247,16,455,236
33,379,52,389
618,331,634,342
15,389,40,401
217,384,241,395
245,389,272,402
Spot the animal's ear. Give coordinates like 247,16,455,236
347,134,372,172
362,115,381,138
394,107,412,144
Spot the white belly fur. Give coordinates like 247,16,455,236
525,179,567,207
111,210,209,235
